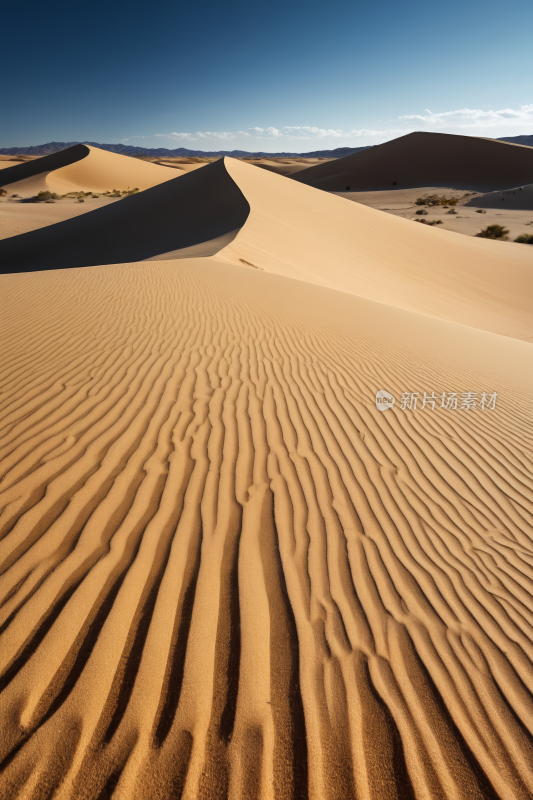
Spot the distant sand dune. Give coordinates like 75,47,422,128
466,183,533,211
1,157,532,342
291,132,533,192
1,259,533,799
0,145,179,197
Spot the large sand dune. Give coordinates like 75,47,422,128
0,145,179,197
1,157,532,341
1,130,533,800
1,258,533,800
0,159,250,268
291,132,533,192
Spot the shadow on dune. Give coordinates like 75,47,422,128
291,132,533,192
0,159,250,274
464,183,533,211
0,145,90,188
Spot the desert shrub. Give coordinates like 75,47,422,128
415,219,442,226
447,208,457,214
476,225,509,240
36,191,59,201
416,209,428,215
0,188,7,196
476,209,486,214
78,198,85,203
515,234,533,244
416,195,458,207
123,188,139,195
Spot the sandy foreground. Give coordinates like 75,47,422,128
1,142,533,800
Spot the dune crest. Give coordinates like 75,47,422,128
1,157,533,342
0,145,179,197
0,159,250,269
291,131,533,192
218,158,533,342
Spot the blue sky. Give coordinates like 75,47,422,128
2,0,532,151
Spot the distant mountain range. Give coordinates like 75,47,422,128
1,135,531,159
497,135,533,147
0,141,372,159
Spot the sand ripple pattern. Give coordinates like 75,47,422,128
1,262,533,800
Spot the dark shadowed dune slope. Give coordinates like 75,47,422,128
0,159,250,274
0,145,90,188
291,132,533,192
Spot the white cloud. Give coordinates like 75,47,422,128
150,125,407,143
129,102,533,149
152,130,252,142
399,103,533,130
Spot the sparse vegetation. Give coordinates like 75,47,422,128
515,234,533,244
0,188,7,197
99,188,139,197
415,209,428,216
475,225,509,240
415,219,443,226
23,191,60,202
36,191,60,201
415,195,458,207
447,208,457,214
476,209,486,214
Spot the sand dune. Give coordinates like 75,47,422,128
243,158,328,177
466,183,533,211
0,145,179,197
291,132,533,192
2,130,533,799
217,158,533,342
1,157,532,342
146,229,241,261
0,159,250,269
1,257,533,800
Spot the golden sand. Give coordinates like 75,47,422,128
1,143,533,800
